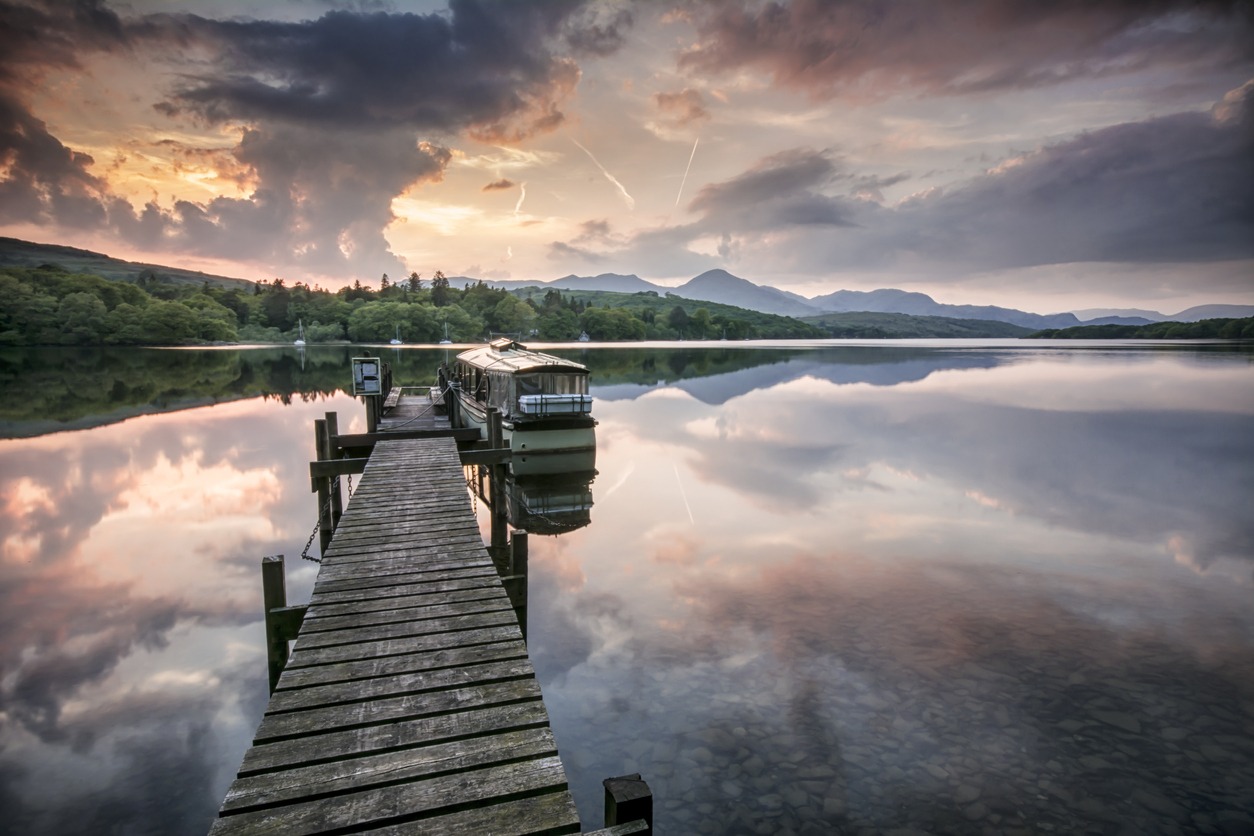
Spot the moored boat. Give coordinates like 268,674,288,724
448,338,595,460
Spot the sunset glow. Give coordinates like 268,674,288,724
1,1,1250,312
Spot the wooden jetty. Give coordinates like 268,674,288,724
210,372,649,835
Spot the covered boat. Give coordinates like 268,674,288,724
449,338,595,459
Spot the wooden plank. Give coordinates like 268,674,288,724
289,610,519,651
308,458,368,479
311,551,494,580
310,564,498,594
302,586,507,620
285,625,520,669
352,793,580,835
242,699,551,774
306,576,508,608
254,677,544,743
299,599,513,635
223,726,559,813
265,658,537,714
333,428,479,449
275,639,527,690
209,757,574,835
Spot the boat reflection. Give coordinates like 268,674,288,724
473,447,597,536
469,446,597,641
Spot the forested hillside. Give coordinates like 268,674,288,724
1029,318,1254,339
0,265,821,346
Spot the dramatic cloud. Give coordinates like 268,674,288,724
688,147,858,228
0,0,626,279
560,81,1253,282
679,0,1254,99
482,178,515,191
882,83,1254,269
146,3,588,141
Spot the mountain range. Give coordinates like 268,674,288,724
467,268,1254,329
3,237,1248,330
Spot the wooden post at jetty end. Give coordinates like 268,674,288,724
604,773,653,835
260,555,306,695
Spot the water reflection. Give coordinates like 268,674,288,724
0,390,364,834
1,344,1251,835
527,346,1254,833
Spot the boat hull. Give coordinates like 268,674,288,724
454,391,596,475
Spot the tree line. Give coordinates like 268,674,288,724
1029,318,1254,340
0,264,820,346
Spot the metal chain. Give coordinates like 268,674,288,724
300,489,337,564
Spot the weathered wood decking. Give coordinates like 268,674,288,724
210,434,582,834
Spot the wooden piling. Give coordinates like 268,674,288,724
325,411,343,528
262,555,288,695
604,774,653,835
503,529,529,640
314,418,334,555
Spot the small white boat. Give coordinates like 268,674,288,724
578,331,590,342
439,323,452,345
294,319,306,346
390,325,402,346
449,338,595,462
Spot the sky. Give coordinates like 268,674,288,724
1,0,1251,313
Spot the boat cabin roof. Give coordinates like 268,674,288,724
456,338,588,375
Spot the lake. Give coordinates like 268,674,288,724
1,342,1251,835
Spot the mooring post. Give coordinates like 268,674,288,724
365,395,379,434
314,418,334,555
510,528,528,577
504,529,529,640
325,411,343,527
487,406,502,449
262,554,289,695
604,774,653,835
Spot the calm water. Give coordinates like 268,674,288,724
1,343,1251,835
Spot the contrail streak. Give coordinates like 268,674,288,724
673,464,695,524
514,182,526,217
572,138,635,210
674,136,699,208
602,460,635,501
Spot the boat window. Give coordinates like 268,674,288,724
516,372,587,397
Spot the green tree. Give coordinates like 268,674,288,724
537,308,580,340
691,307,712,338
140,300,201,344
430,271,451,307
490,295,536,336
58,292,108,344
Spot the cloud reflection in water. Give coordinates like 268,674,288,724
530,347,1254,833
0,393,359,835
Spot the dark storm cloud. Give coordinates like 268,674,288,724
888,83,1254,268
0,1,126,230
0,0,127,80
0,0,626,278
601,82,1253,277
689,147,859,228
680,0,1254,99
0,93,107,228
147,1,592,141
110,127,454,276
